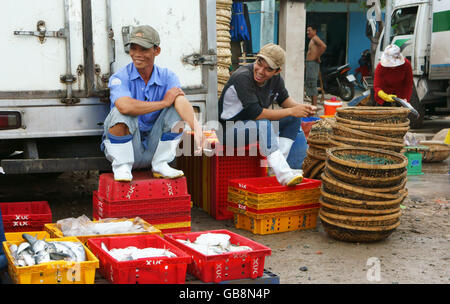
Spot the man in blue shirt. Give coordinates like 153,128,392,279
102,25,202,181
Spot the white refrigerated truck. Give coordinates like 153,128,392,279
373,0,450,127
0,0,218,174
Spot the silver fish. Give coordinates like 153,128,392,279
16,242,30,255
22,233,48,253
59,241,86,262
34,250,51,264
49,252,72,261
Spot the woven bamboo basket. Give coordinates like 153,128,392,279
323,166,406,193
332,123,404,143
302,157,321,177
309,162,325,179
308,142,330,152
319,208,401,228
337,122,409,139
307,146,327,161
327,146,408,174
325,159,407,187
307,136,333,147
419,141,450,162
335,114,410,127
319,213,400,242
321,172,402,201
320,187,407,210
319,197,401,216
330,134,405,152
336,106,410,124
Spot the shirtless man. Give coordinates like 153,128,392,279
305,25,327,106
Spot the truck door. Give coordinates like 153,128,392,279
429,0,450,80
90,0,218,123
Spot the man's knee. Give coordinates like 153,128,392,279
108,123,130,136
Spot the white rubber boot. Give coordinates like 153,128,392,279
104,140,134,182
267,150,303,186
268,137,303,177
151,138,184,179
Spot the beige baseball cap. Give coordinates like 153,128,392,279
256,43,286,69
126,25,160,49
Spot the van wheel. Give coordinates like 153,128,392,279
409,92,425,129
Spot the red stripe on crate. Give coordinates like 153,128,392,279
97,171,188,201
0,201,52,222
160,227,191,234
228,176,322,193
227,201,321,214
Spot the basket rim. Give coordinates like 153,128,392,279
326,146,408,170
323,166,406,192
320,187,407,206
332,123,404,143
319,212,401,232
335,114,410,127
307,147,326,161
337,122,410,133
330,135,405,149
309,162,325,179
319,197,401,215
321,172,402,200
319,207,401,222
336,106,410,116
302,157,322,176
326,159,408,183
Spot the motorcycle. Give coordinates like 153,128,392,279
319,63,356,101
355,49,372,90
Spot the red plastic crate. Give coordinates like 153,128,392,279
87,235,191,284
143,216,191,225
0,201,52,223
2,220,48,232
97,171,188,201
227,201,321,215
228,176,322,194
93,191,191,218
164,229,271,283
210,144,267,220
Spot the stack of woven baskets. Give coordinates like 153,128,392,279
216,0,233,97
318,106,411,242
302,117,335,179
330,107,410,153
319,147,409,242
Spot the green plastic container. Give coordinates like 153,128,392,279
404,152,424,176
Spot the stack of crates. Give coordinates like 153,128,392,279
0,201,52,232
177,131,267,220
227,176,322,235
92,171,191,234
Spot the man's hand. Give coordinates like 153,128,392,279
163,87,185,107
289,104,317,117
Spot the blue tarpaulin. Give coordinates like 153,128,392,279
230,2,250,42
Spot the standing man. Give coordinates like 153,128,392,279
102,25,203,182
305,24,327,106
218,43,317,186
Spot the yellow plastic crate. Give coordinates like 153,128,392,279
45,218,162,245
5,231,50,242
228,186,321,206
2,236,99,284
232,208,319,235
228,190,321,210
153,221,191,230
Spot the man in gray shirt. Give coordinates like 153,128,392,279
219,43,317,186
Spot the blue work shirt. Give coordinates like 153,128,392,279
108,63,181,132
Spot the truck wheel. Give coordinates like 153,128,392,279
339,79,355,101
409,92,425,129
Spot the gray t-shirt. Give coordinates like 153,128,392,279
218,63,289,122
